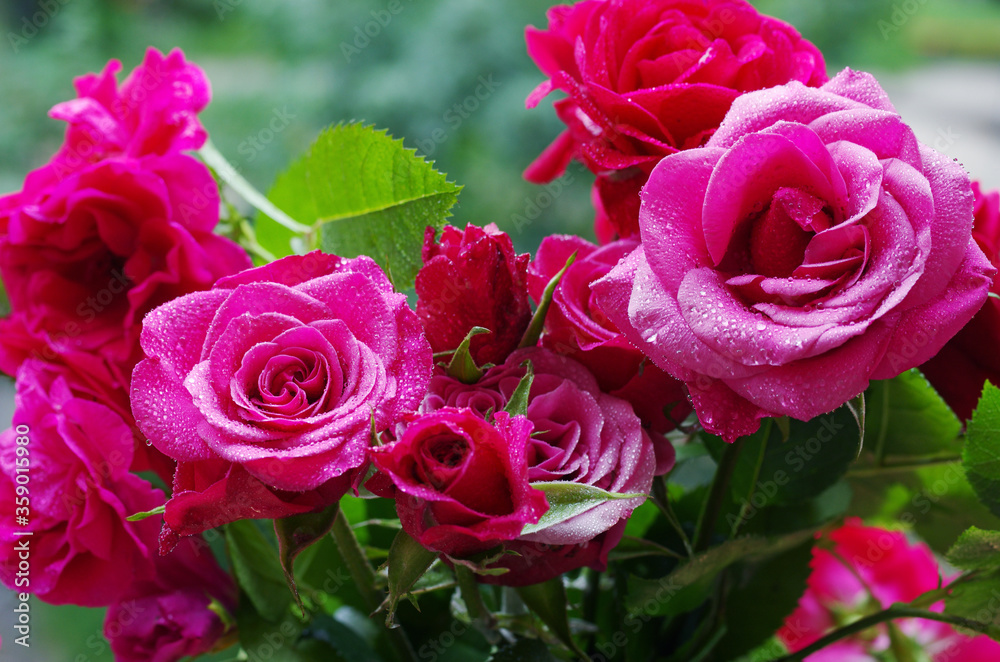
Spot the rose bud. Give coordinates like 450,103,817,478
416,224,531,367
369,408,548,558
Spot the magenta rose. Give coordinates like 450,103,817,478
416,224,531,366
105,536,237,662
780,520,1000,661
529,234,689,472
524,0,827,239
422,347,656,582
922,182,1000,420
49,48,211,171
0,153,250,387
369,408,548,557
0,48,246,388
0,359,162,607
131,252,432,545
593,69,997,442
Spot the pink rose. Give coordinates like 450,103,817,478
779,520,1000,661
529,234,689,472
0,360,162,607
131,252,432,545
105,536,237,662
49,48,211,171
594,69,997,441
524,0,827,239
422,347,656,581
369,408,548,557
922,182,1000,420
416,224,531,367
0,153,250,387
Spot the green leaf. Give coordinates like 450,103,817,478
274,504,341,608
487,637,558,662
235,597,348,662
713,538,815,659
520,482,646,536
705,403,863,532
260,123,462,288
502,361,534,418
866,370,962,459
625,530,813,617
305,613,381,662
125,504,165,522
965,382,1000,518
947,527,1000,572
0,279,9,318
515,579,587,660
445,327,491,384
944,575,1000,640
227,520,293,622
518,251,576,349
382,529,439,625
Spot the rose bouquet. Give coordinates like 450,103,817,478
2,2,1000,661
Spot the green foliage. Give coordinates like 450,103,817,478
521,482,647,536
865,369,962,459
487,637,558,662
274,504,342,605
259,123,461,288
445,327,492,384
947,526,1000,572
965,383,1000,518
515,579,586,659
383,529,439,624
0,279,9,318
518,251,576,349
714,538,815,659
502,361,535,418
704,404,863,537
227,520,294,622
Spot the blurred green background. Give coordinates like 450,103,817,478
1,0,999,659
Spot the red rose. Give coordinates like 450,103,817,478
416,224,531,366
525,0,827,239
369,409,548,558
922,182,1000,420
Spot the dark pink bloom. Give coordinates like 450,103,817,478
105,536,237,662
369,408,548,557
131,252,432,545
0,153,250,388
529,234,688,472
922,182,1000,420
49,48,211,172
525,0,827,238
779,520,1000,661
416,224,531,367
594,70,996,441
422,347,656,581
0,360,162,607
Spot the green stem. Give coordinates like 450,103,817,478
730,420,771,538
772,605,994,662
198,139,313,235
329,510,419,662
455,566,495,629
693,437,745,553
653,475,693,556
873,382,891,465
847,455,962,477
